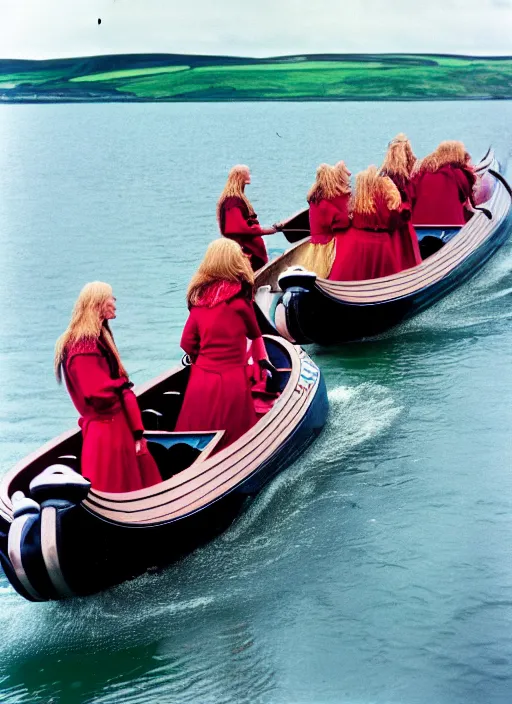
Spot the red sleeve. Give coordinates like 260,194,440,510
231,298,262,340
121,388,144,436
399,202,412,222
317,200,350,233
180,310,200,361
329,202,350,231
405,180,416,207
388,210,402,231
453,167,475,202
67,353,126,412
224,205,267,237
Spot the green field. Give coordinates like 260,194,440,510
0,53,510,102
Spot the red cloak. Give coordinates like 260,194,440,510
63,336,161,493
175,282,262,450
328,200,403,281
219,196,269,271
309,194,351,244
412,164,476,225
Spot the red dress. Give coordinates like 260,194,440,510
175,283,260,450
309,194,351,244
63,336,161,493
219,196,269,271
412,164,476,225
328,200,402,281
387,176,422,270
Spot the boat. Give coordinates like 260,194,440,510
0,335,328,601
254,150,512,345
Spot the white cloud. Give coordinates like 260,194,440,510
0,0,511,59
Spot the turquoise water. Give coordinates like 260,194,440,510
1,101,512,703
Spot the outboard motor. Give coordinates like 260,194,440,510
4,465,90,601
28,465,91,599
6,491,43,601
275,267,317,344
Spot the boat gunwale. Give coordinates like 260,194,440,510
83,378,316,526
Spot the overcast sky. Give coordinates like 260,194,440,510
1,0,511,60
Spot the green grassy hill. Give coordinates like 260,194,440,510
1,53,511,102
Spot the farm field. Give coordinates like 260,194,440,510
0,53,510,102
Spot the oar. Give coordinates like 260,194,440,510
279,228,310,244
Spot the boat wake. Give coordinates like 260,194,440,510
388,236,512,339
223,382,402,543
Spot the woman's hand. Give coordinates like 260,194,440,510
135,438,149,455
252,358,278,386
258,358,278,376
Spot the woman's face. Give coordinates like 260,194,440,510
244,169,251,185
102,295,117,320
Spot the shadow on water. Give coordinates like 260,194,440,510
0,577,280,704
3,642,159,704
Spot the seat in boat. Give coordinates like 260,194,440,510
144,430,225,479
141,390,183,431
415,225,461,260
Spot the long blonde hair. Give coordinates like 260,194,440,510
187,239,255,307
216,164,255,226
54,281,127,383
414,140,469,175
351,165,401,215
307,162,351,203
380,133,416,185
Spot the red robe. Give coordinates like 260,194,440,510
175,282,261,450
309,194,351,244
328,200,402,281
219,196,269,271
386,175,422,270
412,164,476,225
63,336,161,493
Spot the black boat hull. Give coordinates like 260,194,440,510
279,211,512,344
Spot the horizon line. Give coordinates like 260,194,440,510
1,50,512,63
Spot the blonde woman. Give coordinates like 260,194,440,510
175,239,273,450
412,141,476,225
329,166,403,281
380,134,421,269
55,282,161,493
217,164,277,271
380,133,417,203
301,162,352,278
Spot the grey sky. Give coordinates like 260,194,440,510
1,0,511,59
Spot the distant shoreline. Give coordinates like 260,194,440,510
1,52,511,103
1,96,507,105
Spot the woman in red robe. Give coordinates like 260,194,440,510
54,282,161,493
175,239,273,451
329,166,404,281
301,161,352,278
412,141,476,225
380,133,422,270
217,164,277,271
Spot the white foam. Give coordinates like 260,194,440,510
225,382,401,541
